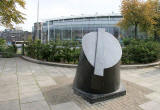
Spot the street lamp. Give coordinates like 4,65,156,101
37,0,39,40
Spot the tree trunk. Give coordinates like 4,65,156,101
135,23,138,39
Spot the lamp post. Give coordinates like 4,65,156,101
37,0,39,40
47,20,50,43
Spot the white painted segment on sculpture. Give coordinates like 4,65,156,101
82,32,97,66
82,28,122,76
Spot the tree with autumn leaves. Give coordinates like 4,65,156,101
147,0,160,40
0,0,26,28
118,0,160,40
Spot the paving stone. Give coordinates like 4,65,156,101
0,99,20,110
137,82,153,88
149,85,160,92
21,100,50,110
145,92,160,103
19,85,40,93
64,72,75,78
0,84,18,101
0,59,5,71
51,102,81,110
33,72,49,76
18,72,33,76
20,91,45,103
139,101,160,110
38,78,57,87
1,57,160,110
18,75,34,81
0,80,17,87
49,72,64,77
0,90,19,101
0,75,17,86
35,76,52,81
19,80,37,86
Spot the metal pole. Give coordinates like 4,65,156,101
71,26,72,40
41,23,43,43
37,0,39,40
82,27,83,38
54,27,55,41
61,28,63,40
47,21,50,42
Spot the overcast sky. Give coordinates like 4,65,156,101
9,0,122,32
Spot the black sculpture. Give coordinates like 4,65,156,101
73,28,126,103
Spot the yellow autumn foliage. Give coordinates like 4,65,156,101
0,0,26,28
118,0,160,38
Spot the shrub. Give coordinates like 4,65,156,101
0,45,5,52
70,41,81,64
71,47,81,64
25,38,160,65
0,39,16,58
122,37,143,46
61,41,72,63
25,40,81,64
0,38,6,52
122,39,160,64
122,37,132,46
0,38,6,45
2,46,16,58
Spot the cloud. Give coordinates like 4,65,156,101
17,0,121,32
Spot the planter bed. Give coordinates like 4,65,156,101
21,56,160,69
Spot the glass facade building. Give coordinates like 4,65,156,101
35,14,143,43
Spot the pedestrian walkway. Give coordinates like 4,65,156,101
0,58,159,110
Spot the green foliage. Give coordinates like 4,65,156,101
122,38,160,64
0,38,6,45
71,41,81,64
25,40,81,64
122,37,144,46
12,44,17,53
122,37,134,46
25,39,160,65
1,46,16,58
0,0,25,27
61,41,72,63
145,0,160,40
0,38,6,52
0,38,17,58
118,0,159,38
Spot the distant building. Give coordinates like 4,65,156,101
23,31,32,41
40,14,123,43
32,14,147,43
32,22,43,41
0,28,31,43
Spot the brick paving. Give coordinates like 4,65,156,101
0,58,160,110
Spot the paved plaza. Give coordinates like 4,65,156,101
0,58,160,110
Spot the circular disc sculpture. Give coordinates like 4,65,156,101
73,28,126,103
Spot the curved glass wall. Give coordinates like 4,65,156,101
62,26,72,40
41,15,127,43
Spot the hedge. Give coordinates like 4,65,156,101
24,40,81,64
122,38,160,64
0,38,17,58
25,38,160,65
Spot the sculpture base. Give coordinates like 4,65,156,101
73,83,126,104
